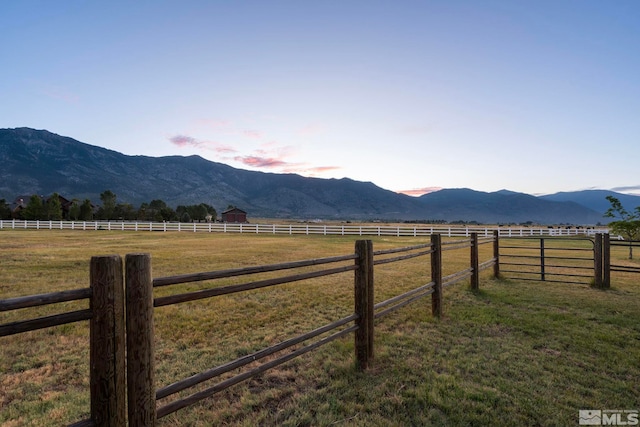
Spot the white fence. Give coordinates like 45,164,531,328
0,219,610,238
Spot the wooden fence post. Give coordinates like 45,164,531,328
540,238,546,281
90,255,126,427
603,233,610,288
493,230,500,279
431,234,442,318
125,254,156,427
354,240,374,370
594,234,603,288
470,232,479,290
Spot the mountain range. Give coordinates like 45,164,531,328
2,128,638,224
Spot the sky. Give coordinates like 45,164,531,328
2,1,639,197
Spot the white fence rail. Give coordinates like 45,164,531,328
0,219,609,238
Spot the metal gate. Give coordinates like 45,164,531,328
610,240,640,274
498,237,596,285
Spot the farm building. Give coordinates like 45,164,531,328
221,207,247,223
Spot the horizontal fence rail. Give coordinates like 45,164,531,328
0,219,610,238
1,255,127,426
146,251,364,419
610,240,640,273
128,234,499,425
0,288,93,336
4,231,631,426
498,237,597,285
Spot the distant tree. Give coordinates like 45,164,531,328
604,195,640,259
69,199,81,220
160,206,178,222
191,204,208,222
114,203,137,220
137,202,149,221
99,190,117,220
176,203,215,222
200,203,217,222
79,199,94,221
22,195,45,220
45,193,63,220
147,199,177,222
0,199,11,220
145,200,164,222
147,199,163,210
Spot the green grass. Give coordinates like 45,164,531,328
1,230,638,426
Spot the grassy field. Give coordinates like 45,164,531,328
1,230,638,426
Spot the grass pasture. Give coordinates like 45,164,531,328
1,230,639,426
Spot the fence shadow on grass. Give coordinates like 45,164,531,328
3,232,619,426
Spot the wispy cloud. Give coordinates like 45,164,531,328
169,120,341,177
234,146,341,176
398,186,443,197
279,165,342,176
168,134,237,153
306,166,341,174
234,155,288,168
169,135,200,147
611,185,640,194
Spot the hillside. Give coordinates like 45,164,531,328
0,128,425,220
540,190,640,215
0,127,623,224
416,188,605,224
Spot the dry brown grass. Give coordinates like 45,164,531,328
1,229,638,426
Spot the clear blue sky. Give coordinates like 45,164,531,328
2,1,639,196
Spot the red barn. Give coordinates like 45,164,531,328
221,207,247,223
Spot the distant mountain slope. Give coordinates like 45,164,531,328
0,127,619,224
540,190,640,215
0,128,427,219
417,188,605,224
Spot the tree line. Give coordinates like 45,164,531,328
0,190,218,223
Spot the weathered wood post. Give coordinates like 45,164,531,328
603,233,611,288
470,232,479,290
594,234,603,288
493,230,500,278
431,234,443,318
90,255,126,427
125,253,156,427
540,238,546,281
354,240,374,370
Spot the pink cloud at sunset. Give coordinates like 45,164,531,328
279,164,342,176
235,155,289,168
306,166,342,174
168,129,342,178
169,134,199,147
255,142,297,158
168,134,237,154
398,187,443,197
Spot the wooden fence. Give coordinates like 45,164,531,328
1,233,498,426
498,237,598,285
496,234,637,288
0,219,609,238
610,239,640,273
